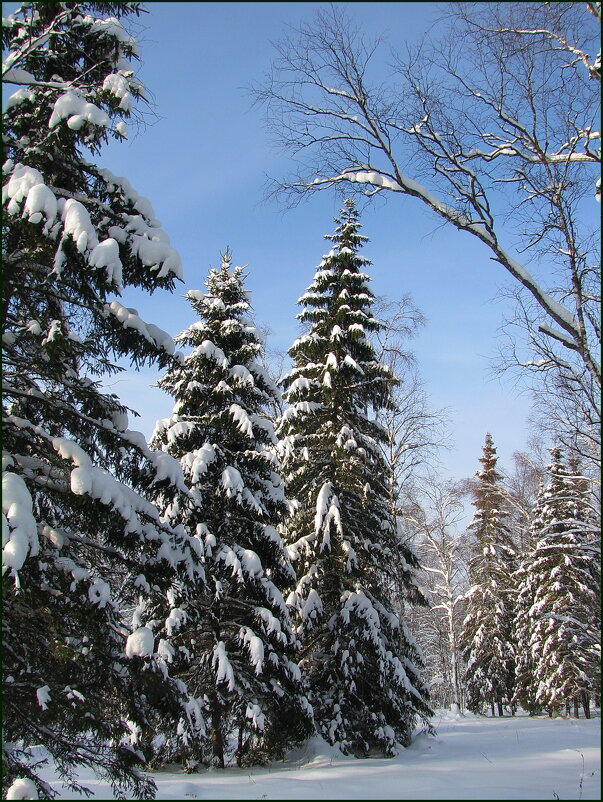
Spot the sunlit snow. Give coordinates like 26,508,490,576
125,626,154,658
28,710,601,799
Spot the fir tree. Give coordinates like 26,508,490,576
149,252,313,768
513,448,600,717
278,200,432,757
461,434,516,716
2,4,205,797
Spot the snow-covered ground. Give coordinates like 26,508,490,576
36,710,600,800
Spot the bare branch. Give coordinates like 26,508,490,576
254,2,600,469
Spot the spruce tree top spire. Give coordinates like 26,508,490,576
471,433,506,524
528,445,591,542
469,433,512,549
477,433,503,484
324,198,368,252
221,247,233,270
289,200,388,406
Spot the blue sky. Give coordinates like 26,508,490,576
3,1,537,484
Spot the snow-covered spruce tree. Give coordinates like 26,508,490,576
149,252,313,768
513,448,600,718
2,4,206,797
461,434,517,716
278,200,432,756
512,495,546,717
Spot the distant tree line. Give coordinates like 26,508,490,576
404,436,600,720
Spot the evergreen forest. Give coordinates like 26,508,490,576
2,3,600,799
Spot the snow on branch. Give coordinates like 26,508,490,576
104,301,177,356
2,7,73,77
240,626,265,675
328,169,584,346
212,641,236,691
229,404,254,438
2,470,39,574
313,481,343,551
538,322,581,351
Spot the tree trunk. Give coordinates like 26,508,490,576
581,691,591,719
448,614,462,713
210,697,225,768
236,720,252,767
497,700,503,717
573,697,580,718
490,701,495,717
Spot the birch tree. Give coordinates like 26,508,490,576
402,480,469,712
374,297,450,515
502,446,547,553
254,2,601,468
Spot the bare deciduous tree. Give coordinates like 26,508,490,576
497,284,600,475
501,445,547,553
401,479,470,712
374,296,451,512
253,1,601,465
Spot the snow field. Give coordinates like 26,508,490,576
30,711,600,799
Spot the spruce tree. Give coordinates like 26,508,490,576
512,499,546,716
149,252,313,768
461,434,516,716
278,200,432,757
514,448,600,717
2,4,205,797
